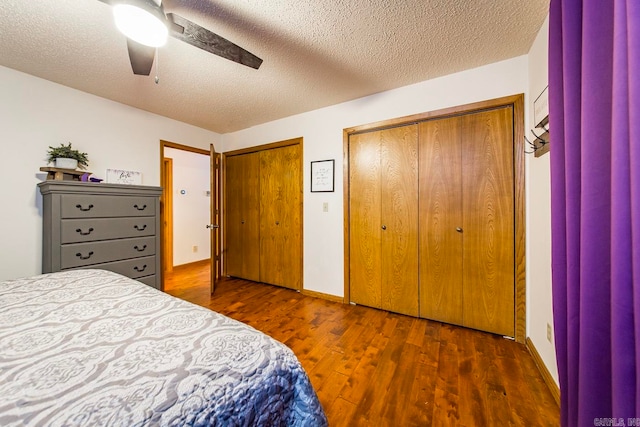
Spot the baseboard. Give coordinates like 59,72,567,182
525,337,560,407
301,288,344,304
172,259,211,270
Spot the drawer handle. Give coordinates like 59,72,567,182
134,204,147,211
75,251,94,260
134,244,147,252
75,204,94,212
134,224,148,231
134,264,147,272
76,227,94,236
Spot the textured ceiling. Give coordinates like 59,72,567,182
0,0,549,134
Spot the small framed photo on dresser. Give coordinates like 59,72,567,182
310,159,335,192
106,169,142,185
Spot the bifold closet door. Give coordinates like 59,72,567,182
380,126,419,316
349,131,382,309
419,108,515,336
259,145,302,289
349,125,419,317
461,107,514,336
225,155,242,278
419,116,463,325
225,153,260,281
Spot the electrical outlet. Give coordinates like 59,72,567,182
323,202,329,212
192,245,198,253
547,323,552,342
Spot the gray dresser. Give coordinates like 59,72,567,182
38,181,163,290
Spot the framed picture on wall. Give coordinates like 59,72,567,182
310,159,335,192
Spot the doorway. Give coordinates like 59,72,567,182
160,140,221,292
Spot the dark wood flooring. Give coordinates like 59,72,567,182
164,261,560,426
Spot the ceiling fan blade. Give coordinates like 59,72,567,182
127,39,156,75
167,13,263,70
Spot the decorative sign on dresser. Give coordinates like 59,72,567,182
38,181,163,290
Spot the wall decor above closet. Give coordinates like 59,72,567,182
529,86,550,157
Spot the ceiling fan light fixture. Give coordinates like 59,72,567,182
113,1,168,47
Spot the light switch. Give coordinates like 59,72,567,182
323,202,329,212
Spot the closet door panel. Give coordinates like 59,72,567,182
225,155,244,278
349,132,382,308
259,148,282,287
380,125,419,316
278,145,302,289
259,145,301,289
461,107,515,336
225,153,260,281
418,117,463,324
242,152,261,281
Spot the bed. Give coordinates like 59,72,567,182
0,269,327,427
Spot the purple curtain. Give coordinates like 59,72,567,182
550,0,640,424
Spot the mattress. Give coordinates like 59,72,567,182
0,269,327,426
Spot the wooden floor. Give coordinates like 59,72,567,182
164,261,560,426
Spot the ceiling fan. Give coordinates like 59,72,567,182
98,0,262,76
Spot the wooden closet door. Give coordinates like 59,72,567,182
380,125,419,316
461,107,515,336
225,155,244,278
259,145,302,289
241,152,261,281
349,131,382,309
349,126,418,316
225,153,260,281
418,117,463,324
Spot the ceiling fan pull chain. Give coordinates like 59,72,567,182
154,47,160,84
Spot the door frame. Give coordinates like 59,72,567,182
162,157,174,274
159,140,221,287
342,94,526,343
210,144,221,293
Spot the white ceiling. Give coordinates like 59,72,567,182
0,0,549,134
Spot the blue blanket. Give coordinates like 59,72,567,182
0,270,327,426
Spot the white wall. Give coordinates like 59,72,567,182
526,16,558,384
164,147,211,266
0,65,220,281
223,56,531,298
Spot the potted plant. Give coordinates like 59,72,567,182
46,143,89,170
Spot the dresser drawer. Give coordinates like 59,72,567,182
71,256,156,279
61,236,156,268
61,194,156,218
61,217,155,243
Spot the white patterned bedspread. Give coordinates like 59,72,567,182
0,270,327,427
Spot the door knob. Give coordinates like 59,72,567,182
206,224,220,229
456,227,463,233
381,225,387,230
